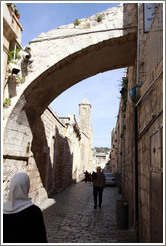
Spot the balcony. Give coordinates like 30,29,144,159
3,3,23,48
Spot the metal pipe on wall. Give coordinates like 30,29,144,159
135,2,140,241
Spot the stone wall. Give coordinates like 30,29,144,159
110,3,163,243
110,126,118,174
122,66,137,228
136,4,163,243
3,106,92,205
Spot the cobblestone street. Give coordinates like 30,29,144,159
40,182,138,243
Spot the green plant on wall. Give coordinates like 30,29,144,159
120,125,126,138
120,77,128,113
13,4,20,19
3,97,11,108
15,76,26,84
8,49,21,62
97,15,103,22
73,18,80,26
9,60,17,65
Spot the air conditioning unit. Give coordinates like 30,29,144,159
8,63,20,75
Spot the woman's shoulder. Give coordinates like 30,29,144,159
27,204,41,211
24,204,42,214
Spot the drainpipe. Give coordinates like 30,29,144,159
13,42,22,60
13,43,17,60
135,3,140,241
136,4,140,87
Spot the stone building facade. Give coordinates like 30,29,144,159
3,101,93,205
92,153,109,171
3,3,23,99
3,3,93,205
110,3,163,243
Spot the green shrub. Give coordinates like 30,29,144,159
121,77,128,112
97,15,103,22
73,18,80,26
10,60,17,64
15,76,26,84
3,97,11,108
13,4,19,16
8,49,21,61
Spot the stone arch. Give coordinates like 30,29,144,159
4,34,137,153
3,3,137,200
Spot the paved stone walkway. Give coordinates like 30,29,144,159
40,182,138,243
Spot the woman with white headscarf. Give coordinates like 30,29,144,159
3,172,47,243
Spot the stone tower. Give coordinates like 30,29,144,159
79,98,93,173
79,98,91,137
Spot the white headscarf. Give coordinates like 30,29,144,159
3,172,33,214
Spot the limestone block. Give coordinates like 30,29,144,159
60,38,80,55
28,163,36,172
77,21,91,29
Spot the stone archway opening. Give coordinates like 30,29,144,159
50,67,126,147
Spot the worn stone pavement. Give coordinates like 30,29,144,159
40,182,138,244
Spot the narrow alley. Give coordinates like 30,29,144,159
40,182,138,243
3,2,163,244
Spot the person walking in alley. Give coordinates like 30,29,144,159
84,170,89,183
93,166,106,209
3,172,48,243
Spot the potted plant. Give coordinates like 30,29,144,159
13,5,21,19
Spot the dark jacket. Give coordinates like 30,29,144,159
3,204,47,243
94,172,106,188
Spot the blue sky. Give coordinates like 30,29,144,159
13,2,125,148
